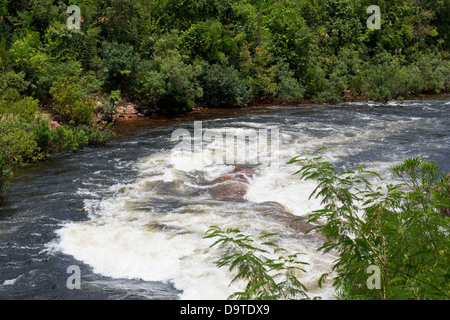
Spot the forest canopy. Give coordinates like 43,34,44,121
1,0,449,113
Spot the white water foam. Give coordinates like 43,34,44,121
49,124,339,299
51,104,445,300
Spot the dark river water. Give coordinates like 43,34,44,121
0,98,448,300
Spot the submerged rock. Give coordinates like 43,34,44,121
213,167,254,183
256,201,327,244
208,167,254,202
209,181,249,202
207,168,326,243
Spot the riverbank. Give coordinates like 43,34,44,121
1,93,448,194
107,91,450,128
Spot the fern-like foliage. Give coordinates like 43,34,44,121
205,227,311,300
289,148,450,300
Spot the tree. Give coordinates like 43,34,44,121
136,49,203,114
49,76,95,125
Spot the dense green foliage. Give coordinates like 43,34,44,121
1,0,448,112
0,112,113,191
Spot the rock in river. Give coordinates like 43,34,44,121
208,167,254,202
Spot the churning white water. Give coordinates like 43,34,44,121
49,100,449,300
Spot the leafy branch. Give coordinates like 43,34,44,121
205,226,311,300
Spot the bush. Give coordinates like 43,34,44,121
0,154,13,192
272,62,305,103
322,47,365,101
0,70,29,102
0,111,114,192
49,76,95,125
33,119,80,155
72,124,115,147
265,0,313,78
363,52,422,101
35,60,83,101
414,51,450,93
0,117,39,191
100,41,141,91
304,65,326,99
33,118,115,157
7,32,49,78
0,95,39,122
8,97,39,120
198,63,250,108
43,23,86,63
136,50,203,114
96,90,121,122
181,19,227,64
0,117,38,164
43,23,101,69
238,44,277,99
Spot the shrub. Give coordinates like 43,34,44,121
32,119,79,155
414,51,450,93
198,63,250,108
8,32,49,78
321,47,365,101
100,41,141,91
96,90,121,122
181,19,226,64
43,23,86,63
0,70,29,102
363,52,422,101
72,124,115,147
8,97,39,120
304,65,326,99
0,154,13,192
272,62,305,103
136,50,203,114
33,119,115,157
36,59,102,103
265,0,313,78
0,117,39,191
238,44,277,99
35,60,83,101
49,76,95,125
44,23,101,69
0,95,39,122
0,117,38,164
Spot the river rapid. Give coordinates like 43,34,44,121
0,98,448,300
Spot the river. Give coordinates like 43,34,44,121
0,98,448,300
